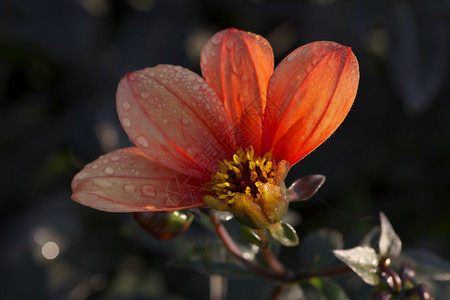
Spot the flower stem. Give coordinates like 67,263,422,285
258,229,286,275
208,212,353,283
209,214,279,279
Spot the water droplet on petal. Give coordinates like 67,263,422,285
121,117,131,128
124,184,136,194
193,84,199,91
134,170,140,175
92,164,98,170
93,178,113,188
104,167,114,175
140,91,149,99
136,136,149,147
110,155,120,162
226,38,233,49
182,118,189,125
76,171,88,180
129,73,137,81
211,34,221,45
162,119,168,124
142,185,156,196
186,146,196,156
122,101,131,110
287,53,296,62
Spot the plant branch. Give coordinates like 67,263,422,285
208,212,353,283
209,214,281,280
258,229,286,275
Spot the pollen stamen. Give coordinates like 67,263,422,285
207,147,276,205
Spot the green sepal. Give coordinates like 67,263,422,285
268,221,299,247
240,225,263,247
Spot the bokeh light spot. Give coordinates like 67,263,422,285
41,241,60,260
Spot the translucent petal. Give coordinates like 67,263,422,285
71,147,206,212
263,41,359,165
201,28,274,154
117,65,236,179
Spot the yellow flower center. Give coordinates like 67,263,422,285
203,147,290,229
209,147,276,204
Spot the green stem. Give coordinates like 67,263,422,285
258,229,286,275
209,214,281,280
209,212,353,283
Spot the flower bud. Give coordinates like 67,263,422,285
133,211,193,240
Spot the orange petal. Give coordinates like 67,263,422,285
71,147,206,212
200,28,274,154
117,65,236,179
263,41,359,165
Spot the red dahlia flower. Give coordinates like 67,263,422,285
71,28,359,229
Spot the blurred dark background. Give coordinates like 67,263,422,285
1,0,449,299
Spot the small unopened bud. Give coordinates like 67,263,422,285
415,284,434,300
133,211,193,240
399,263,416,283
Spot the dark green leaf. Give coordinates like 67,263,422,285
268,221,299,247
309,278,350,300
240,225,262,247
333,246,379,286
299,228,344,270
169,241,253,276
300,282,327,300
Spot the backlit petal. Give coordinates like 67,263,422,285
71,147,206,212
117,65,236,179
263,41,359,165
201,28,274,154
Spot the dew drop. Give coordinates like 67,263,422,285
93,178,113,188
92,164,98,170
188,74,196,82
134,170,140,176
110,155,120,162
136,136,149,147
122,101,131,111
76,171,88,180
211,34,221,45
104,167,114,175
140,91,150,99
226,38,234,49
186,146,196,156
163,119,168,124
142,185,156,196
182,118,189,125
124,184,136,194
121,117,131,128
287,53,296,62
128,73,137,81
193,84,199,91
